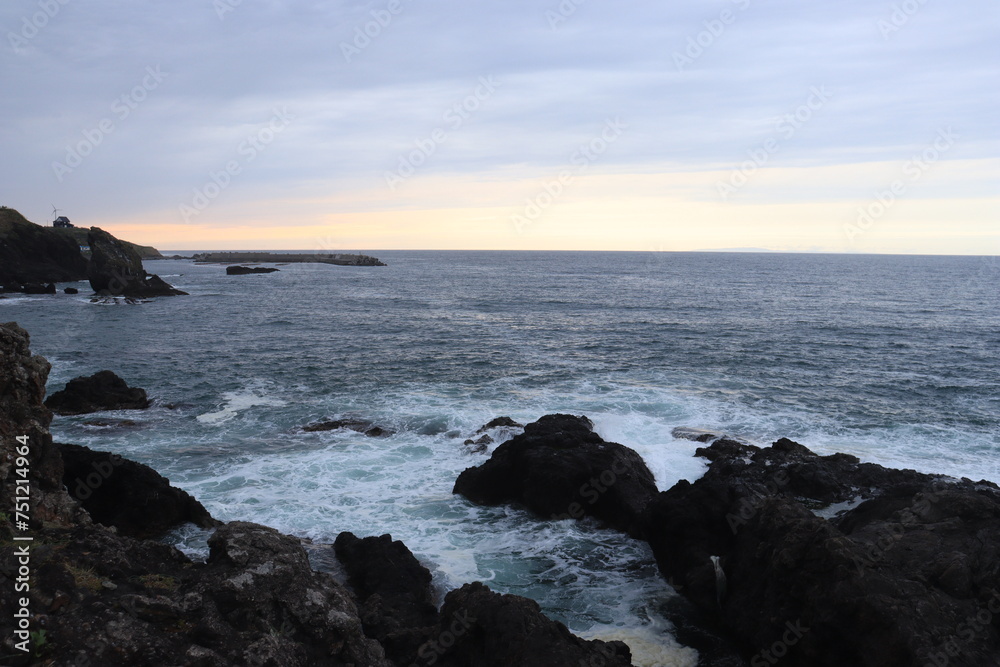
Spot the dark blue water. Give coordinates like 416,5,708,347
5,251,998,665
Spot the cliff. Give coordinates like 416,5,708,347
0,208,163,288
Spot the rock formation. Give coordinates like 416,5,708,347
44,370,152,415
454,414,658,537
333,534,634,667
87,227,186,297
0,209,88,286
334,532,439,664
226,265,280,275
642,437,1000,666
60,443,219,538
301,418,393,437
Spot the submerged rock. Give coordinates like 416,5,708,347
302,418,393,437
60,443,219,538
87,227,186,297
454,414,658,537
45,370,151,415
643,437,1000,666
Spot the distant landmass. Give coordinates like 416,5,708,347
193,251,386,266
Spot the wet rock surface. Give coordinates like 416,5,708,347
44,370,151,415
454,414,658,537
301,418,394,437
642,437,1000,667
60,443,219,539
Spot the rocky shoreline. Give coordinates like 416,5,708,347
3,322,999,666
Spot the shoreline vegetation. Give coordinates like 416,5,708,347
2,322,999,665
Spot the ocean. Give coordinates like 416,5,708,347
4,250,999,666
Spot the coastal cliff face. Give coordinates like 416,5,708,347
0,208,165,290
87,227,186,297
0,322,83,527
0,209,88,286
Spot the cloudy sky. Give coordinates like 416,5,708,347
2,0,997,253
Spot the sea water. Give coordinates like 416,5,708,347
6,250,999,665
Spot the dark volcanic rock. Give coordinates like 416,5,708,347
0,322,82,526
474,416,524,433
3,522,391,666
226,265,280,275
334,532,438,664
463,433,492,453
22,282,56,294
642,437,1000,667
453,414,658,537
424,582,632,667
60,443,219,538
64,286,79,294
45,370,151,415
302,418,393,437
87,227,186,297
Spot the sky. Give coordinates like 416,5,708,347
1,0,998,253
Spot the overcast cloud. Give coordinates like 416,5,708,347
1,0,997,249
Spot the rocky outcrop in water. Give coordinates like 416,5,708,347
430,582,632,667
45,370,152,415
226,265,280,275
60,443,219,539
333,533,633,667
302,418,393,437
87,227,186,297
642,437,1000,667
454,414,658,537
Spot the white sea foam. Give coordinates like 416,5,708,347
197,389,287,424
